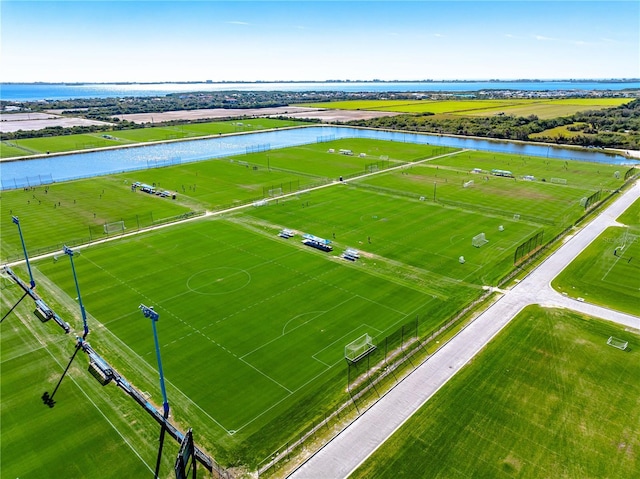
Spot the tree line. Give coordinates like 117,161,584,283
347,99,640,150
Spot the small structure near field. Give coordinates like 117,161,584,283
491,169,514,178
278,229,295,239
607,336,628,351
472,233,489,248
302,233,332,252
342,248,360,261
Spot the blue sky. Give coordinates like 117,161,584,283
1,1,638,82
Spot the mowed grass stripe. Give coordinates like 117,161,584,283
351,306,640,479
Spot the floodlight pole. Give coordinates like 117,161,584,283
12,216,36,288
0,290,29,323
43,337,84,407
63,245,89,339
139,304,170,479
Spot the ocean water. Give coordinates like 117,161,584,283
2,80,639,101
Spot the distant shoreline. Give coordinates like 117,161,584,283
4,80,639,103
3,79,640,86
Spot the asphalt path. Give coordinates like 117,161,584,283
288,181,640,479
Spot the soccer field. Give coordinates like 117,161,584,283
350,306,640,479
27,215,480,460
553,198,640,315
1,138,630,472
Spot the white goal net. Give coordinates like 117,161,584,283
607,336,628,350
104,221,125,234
345,333,376,362
268,187,283,197
472,233,489,248
550,178,567,185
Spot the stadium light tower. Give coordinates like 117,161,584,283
63,245,89,339
139,304,170,479
12,216,36,288
41,245,90,407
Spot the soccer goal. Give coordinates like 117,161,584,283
607,336,628,351
463,180,474,188
550,177,568,185
345,333,376,363
472,233,489,248
103,221,125,234
367,164,379,173
268,187,283,197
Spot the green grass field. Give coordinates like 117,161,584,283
0,119,305,159
1,137,633,474
350,305,640,479
0,177,193,261
529,123,591,139
240,186,541,285
552,198,640,315
300,98,632,119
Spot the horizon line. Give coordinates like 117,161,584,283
3,78,640,85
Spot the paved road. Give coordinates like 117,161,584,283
289,181,640,479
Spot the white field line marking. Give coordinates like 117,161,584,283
242,296,353,360
238,357,292,394
281,311,327,336
355,294,406,316
602,253,623,282
0,339,62,365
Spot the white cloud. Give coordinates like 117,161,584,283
226,21,249,26
433,33,444,38
534,35,556,41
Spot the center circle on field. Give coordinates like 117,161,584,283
187,267,251,295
